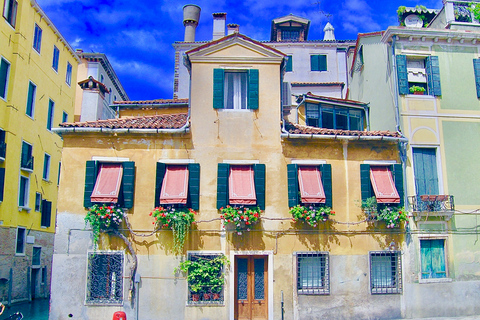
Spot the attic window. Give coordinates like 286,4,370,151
281,30,300,41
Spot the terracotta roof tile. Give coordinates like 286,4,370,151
59,114,188,129
285,122,403,138
113,98,188,105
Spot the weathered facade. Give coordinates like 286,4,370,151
0,0,78,305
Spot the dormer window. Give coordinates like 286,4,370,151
305,103,365,131
281,30,300,41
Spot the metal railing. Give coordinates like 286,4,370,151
408,195,455,213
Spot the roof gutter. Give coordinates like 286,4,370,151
52,123,190,135
280,132,408,143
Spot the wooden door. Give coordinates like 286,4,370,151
235,256,268,320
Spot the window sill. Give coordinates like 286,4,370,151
406,94,434,98
0,156,4,162
419,277,452,284
18,206,31,212
219,109,253,112
20,167,33,173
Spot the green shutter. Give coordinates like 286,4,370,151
26,83,35,116
41,200,52,228
426,56,441,96
84,161,97,208
286,56,293,72
310,55,319,71
122,161,135,209
360,164,372,202
287,164,299,207
413,148,438,196
254,163,265,210
392,164,404,206
321,164,332,208
0,59,9,99
154,163,166,208
421,239,446,279
188,163,200,210
248,69,259,110
319,55,327,71
217,163,229,209
473,59,480,98
396,55,409,95
0,167,4,202
213,69,225,109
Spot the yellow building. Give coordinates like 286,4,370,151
50,33,409,320
0,0,78,303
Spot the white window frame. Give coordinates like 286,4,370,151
418,234,451,283
2,0,17,28
224,70,248,110
18,174,30,210
20,140,34,172
35,192,42,212
32,246,41,267
15,226,26,255
33,23,42,53
47,99,55,131
52,45,60,72
65,62,72,86
43,153,51,181
411,145,444,195
0,56,11,101
26,80,37,119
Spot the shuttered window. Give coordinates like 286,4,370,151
310,55,327,72
397,55,441,96
0,57,10,100
473,59,480,98
155,163,200,210
26,82,36,117
286,55,293,72
412,148,438,196
41,199,52,228
229,165,256,205
370,166,400,204
420,239,447,279
287,164,332,208
361,164,403,206
91,164,123,203
298,166,326,204
217,163,265,209
212,69,259,110
160,165,189,205
84,161,135,208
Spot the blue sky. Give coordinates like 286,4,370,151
37,0,442,101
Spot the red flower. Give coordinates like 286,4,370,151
149,212,152,216
246,221,250,225
306,217,310,220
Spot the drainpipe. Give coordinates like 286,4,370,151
134,273,141,320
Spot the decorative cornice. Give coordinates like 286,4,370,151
382,26,480,45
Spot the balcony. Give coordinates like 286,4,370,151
21,156,34,171
408,195,455,221
0,141,5,161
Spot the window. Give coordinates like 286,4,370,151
35,192,42,211
360,164,404,205
32,247,41,266
305,103,365,131
21,141,34,171
26,81,36,118
84,160,135,208
287,164,332,208
216,163,265,209
100,74,104,83
296,252,329,295
396,55,441,96
33,24,42,53
0,167,4,202
213,69,258,110
41,199,52,227
285,55,293,72
43,153,50,180
155,163,200,209
0,57,11,100
185,253,226,304
0,128,5,160
66,62,72,86
47,99,54,130
57,162,61,185
62,111,68,123
473,59,480,98
16,227,26,254
86,251,124,305
281,30,300,41
310,55,327,72
52,46,59,72
412,148,438,196
2,0,17,27
370,251,402,294
18,175,29,207
420,239,447,280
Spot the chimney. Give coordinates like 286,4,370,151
183,4,201,42
212,13,226,40
323,22,335,41
227,23,239,35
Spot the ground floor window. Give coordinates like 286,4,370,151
420,239,447,280
370,251,402,294
86,251,124,305
296,252,329,295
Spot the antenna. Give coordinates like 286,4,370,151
312,1,332,21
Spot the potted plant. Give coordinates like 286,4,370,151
409,85,426,95
150,206,196,254
361,197,407,228
175,255,229,303
289,205,335,227
361,196,378,221
84,204,124,249
220,205,262,235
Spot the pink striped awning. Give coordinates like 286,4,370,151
91,164,123,203
370,166,400,203
229,165,256,205
160,165,189,204
298,166,326,203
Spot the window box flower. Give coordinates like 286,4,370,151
290,205,335,227
362,197,407,228
85,204,124,249
220,205,262,235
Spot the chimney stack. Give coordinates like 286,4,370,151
323,22,335,41
227,24,239,35
183,4,201,42
212,13,226,40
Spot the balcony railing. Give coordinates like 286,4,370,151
21,156,34,171
408,195,455,220
0,141,5,160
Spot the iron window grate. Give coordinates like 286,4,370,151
86,251,124,305
186,253,225,305
296,252,330,295
369,251,402,294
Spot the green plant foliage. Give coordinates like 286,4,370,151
175,255,229,294
409,85,426,93
397,6,407,25
361,196,407,228
469,3,480,22
85,204,124,250
151,206,196,254
290,205,335,227
220,205,262,234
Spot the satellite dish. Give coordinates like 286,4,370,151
405,14,423,27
